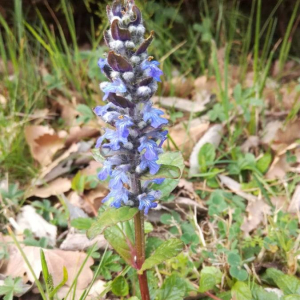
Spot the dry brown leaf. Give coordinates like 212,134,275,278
288,184,300,213
155,96,208,113
167,118,210,157
1,246,93,289
16,205,57,246
265,155,290,180
66,126,99,147
189,124,223,177
218,175,258,202
57,279,106,300
241,200,271,234
80,160,103,177
26,178,71,198
54,96,79,126
60,231,107,251
241,136,259,153
275,119,300,145
25,125,67,166
163,76,194,98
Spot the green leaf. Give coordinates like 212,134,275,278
140,239,184,272
157,274,187,300
0,277,28,300
157,151,185,173
140,164,181,180
199,266,222,293
251,284,280,300
87,207,139,239
111,276,129,297
71,218,93,230
198,143,216,172
128,297,140,300
266,268,300,295
284,295,300,300
91,148,105,163
231,282,252,300
104,225,135,267
256,152,272,174
227,253,241,266
229,266,248,281
152,178,180,199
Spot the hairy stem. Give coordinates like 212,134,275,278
130,175,150,300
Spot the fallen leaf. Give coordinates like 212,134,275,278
261,121,282,145
26,178,72,198
155,96,208,113
265,155,290,180
25,125,67,166
241,136,259,153
189,124,223,177
163,76,194,98
1,246,93,289
16,205,57,247
60,231,107,251
288,184,300,213
66,126,99,147
218,175,258,202
241,199,271,234
167,118,210,156
57,279,106,300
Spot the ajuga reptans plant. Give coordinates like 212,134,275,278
95,1,167,214
91,1,183,299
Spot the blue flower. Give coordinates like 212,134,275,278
145,130,168,147
94,103,120,117
98,58,108,73
143,102,168,128
141,60,163,82
138,137,163,160
139,155,160,175
102,187,129,208
109,165,130,190
97,156,123,181
115,115,134,138
100,78,127,100
137,192,158,214
96,128,128,150
143,178,165,189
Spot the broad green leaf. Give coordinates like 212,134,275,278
284,295,300,300
87,207,138,239
128,297,140,300
91,148,105,163
152,178,180,199
104,225,135,267
0,277,28,300
227,252,241,266
251,284,280,300
231,282,252,300
111,276,129,297
157,151,185,173
198,143,216,172
71,218,93,230
140,239,184,272
140,164,181,180
199,266,222,293
157,274,186,300
266,268,300,295
229,266,248,281
256,152,272,174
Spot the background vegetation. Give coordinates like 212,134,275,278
1,0,300,299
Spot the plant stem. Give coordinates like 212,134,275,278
130,174,150,300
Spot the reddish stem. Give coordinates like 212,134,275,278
205,291,223,300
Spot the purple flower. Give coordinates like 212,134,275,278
139,155,160,175
96,128,128,150
102,187,129,208
97,156,123,181
143,102,168,128
143,178,165,189
138,137,163,160
141,60,163,82
137,192,158,214
100,78,127,100
98,58,108,73
115,115,134,138
109,165,130,190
